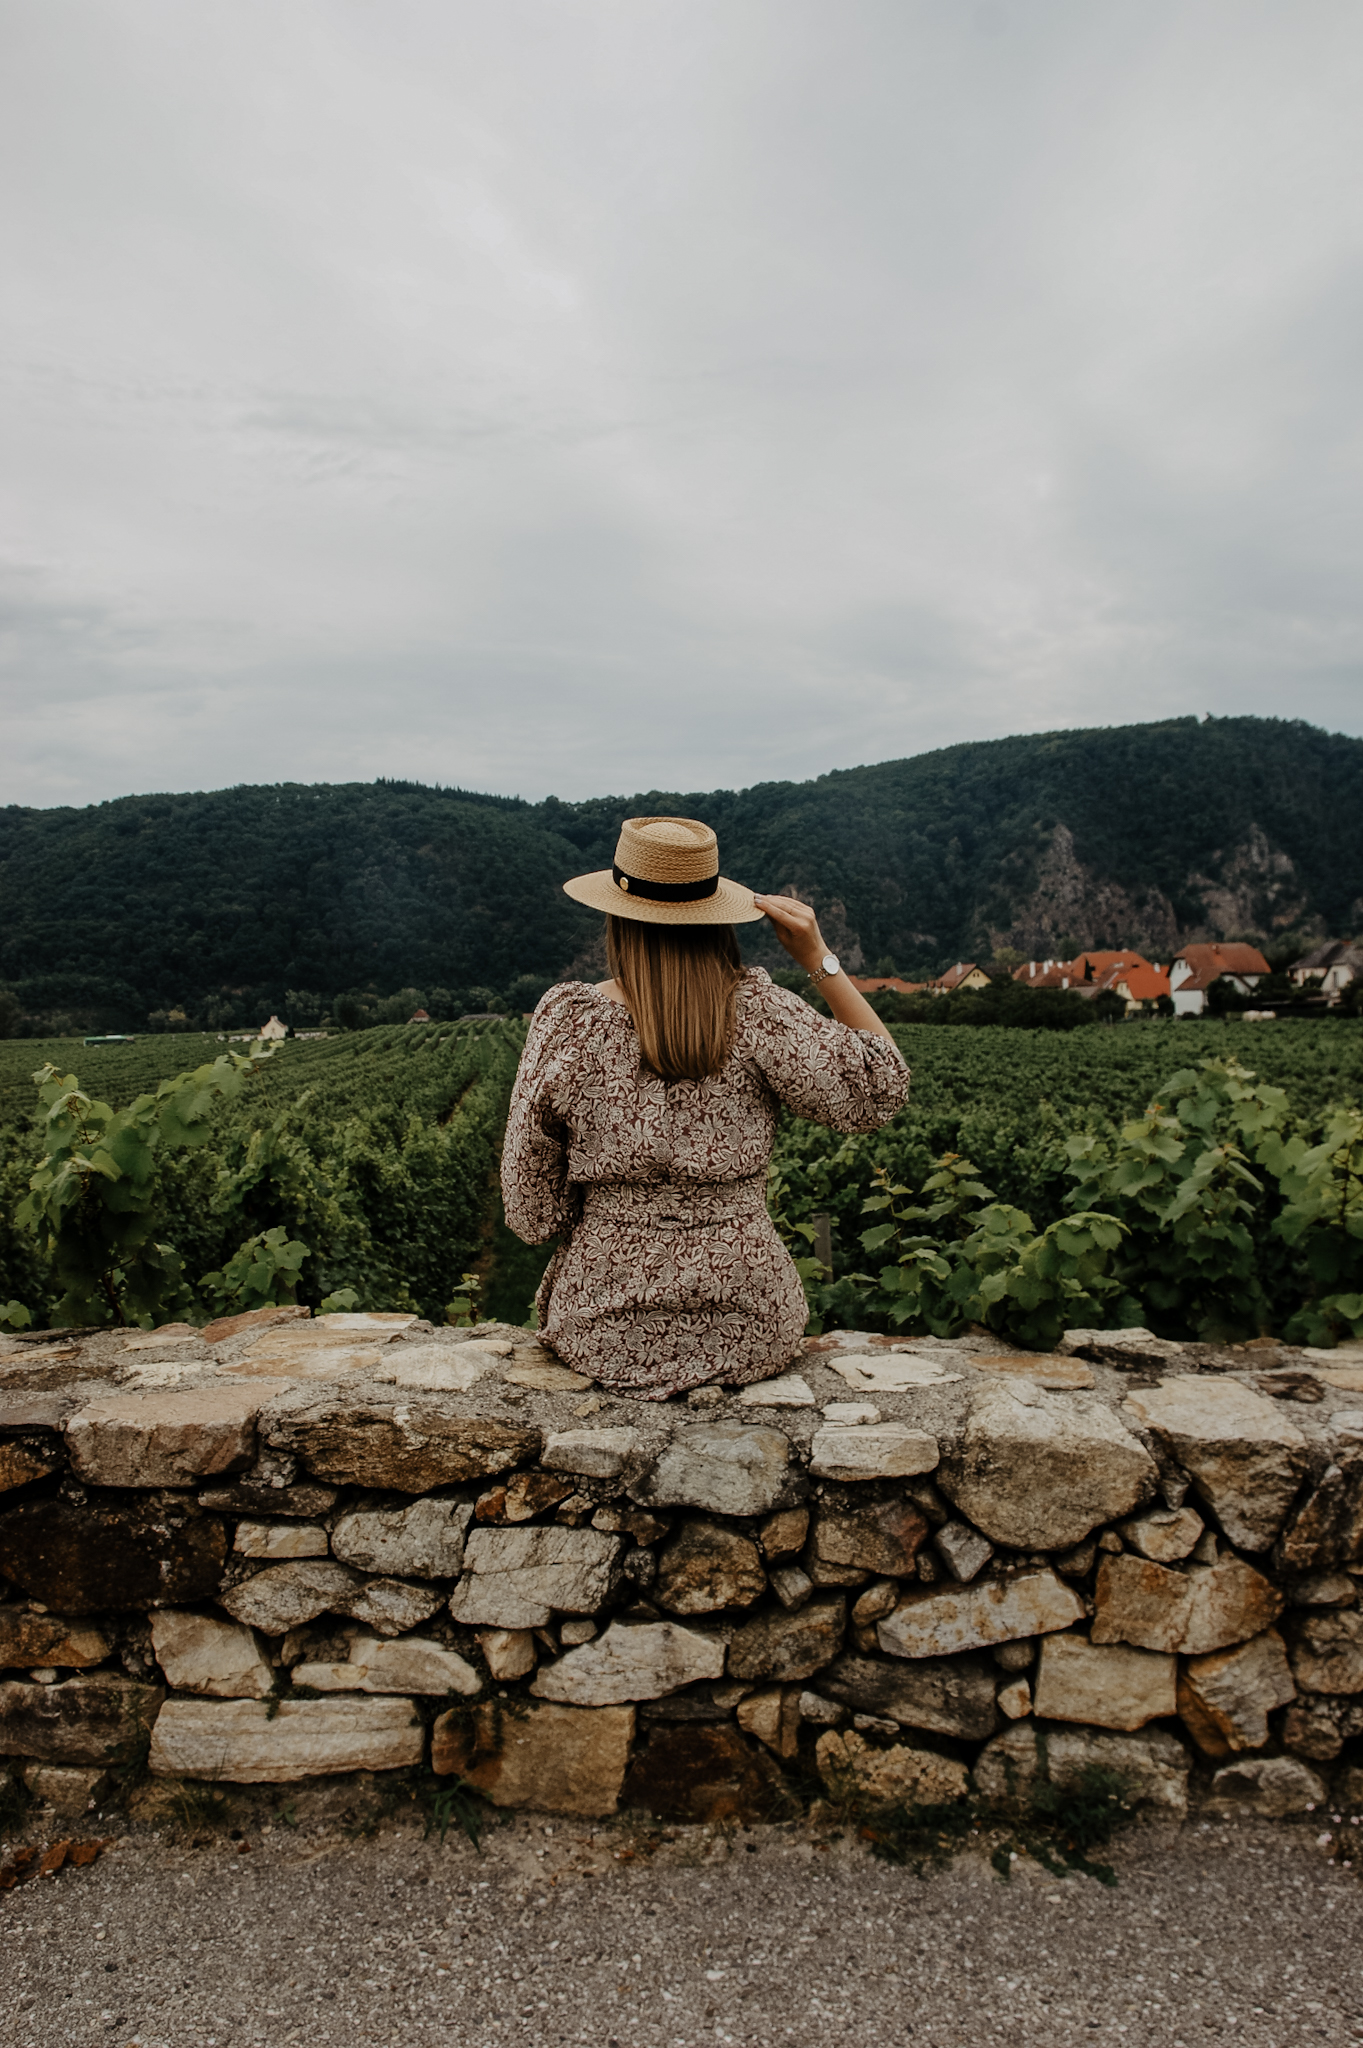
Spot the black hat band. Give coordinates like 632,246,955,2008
611,865,719,903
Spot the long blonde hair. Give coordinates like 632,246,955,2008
606,916,745,1083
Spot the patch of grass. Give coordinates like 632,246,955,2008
832,1761,1137,1888
422,1776,487,1854
170,1778,233,1834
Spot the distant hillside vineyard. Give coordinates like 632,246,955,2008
2,715,1361,1032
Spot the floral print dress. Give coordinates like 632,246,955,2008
500,969,910,1400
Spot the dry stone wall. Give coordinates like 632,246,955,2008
2,1307,1362,1828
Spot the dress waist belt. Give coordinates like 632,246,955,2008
579,1176,769,1231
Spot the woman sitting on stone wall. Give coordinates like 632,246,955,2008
501,815,910,1400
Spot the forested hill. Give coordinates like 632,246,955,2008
3,714,1361,1032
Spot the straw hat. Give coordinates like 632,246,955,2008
562,815,763,925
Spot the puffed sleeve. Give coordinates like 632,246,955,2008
500,985,583,1244
743,973,910,1133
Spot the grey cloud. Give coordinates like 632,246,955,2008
1,0,1361,809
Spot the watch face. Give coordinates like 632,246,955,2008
822,953,840,976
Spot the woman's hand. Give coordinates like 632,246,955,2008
753,891,898,1046
752,893,827,975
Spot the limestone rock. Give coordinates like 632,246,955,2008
149,1695,423,1781
727,1596,846,1682
1275,1451,1363,1573
1123,1378,1308,1551
813,1500,928,1579
1289,1572,1357,1606
234,1521,329,1559
344,1576,444,1636
219,1560,366,1634
263,1395,541,1492
629,1423,795,1517
1288,1609,1363,1694
0,1608,113,1670
0,1491,227,1613
974,1721,1190,1819
878,1569,1083,1660
432,1698,634,1817
939,1382,1157,1550
736,1686,801,1758
1091,1553,1283,1655
1205,1754,1326,1818
591,1504,670,1544
372,1351,497,1393
819,1650,999,1740
654,1521,766,1614
150,1610,272,1699
933,1523,993,1583
997,1676,1032,1719
808,1423,939,1483
330,1494,472,1578
224,1338,386,1381
1176,1630,1296,1755
482,1473,577,1524
0,1673,165,1765
291,1634,480,1695
825,1355,963,1392
447,1526,623,1630
1119,1506,1204,1563
541,1428,639,1479
1058,1327,1184,1369
200,1303,311,1345
20,1763,109,1816
621,1721,785,1824
0,1442,54,1494
477,1628,536,1680
503,1359,593,1394
815,1728,969,1806
770,1565,814,1611
758,1507,809,1560
735,1373,815,1407
531,1620,725,1705
1281,1696,1363,1762
966,1353,1095,1391
65,1383,287,1489
197,1480,339,1519
319,1312,420,1335
1031,1633,1176,1731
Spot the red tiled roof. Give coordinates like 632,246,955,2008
1170,942,1270,992
933,962,985,992
1104,962,1170,1002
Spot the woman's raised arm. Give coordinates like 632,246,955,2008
753,893,896,1043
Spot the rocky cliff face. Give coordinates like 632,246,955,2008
984,822,1321,961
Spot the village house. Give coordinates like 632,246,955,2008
1013,951,1171,1015
257,1014,288,1041
1290,938,1363,999
926,961,991,995
1167,942,1270,1017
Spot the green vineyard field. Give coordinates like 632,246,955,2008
3,1013,1360,1340
0,1022,527,1328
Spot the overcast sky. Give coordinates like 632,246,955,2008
3,2,1361,811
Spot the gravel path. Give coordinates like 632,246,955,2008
4,1811,1362,2048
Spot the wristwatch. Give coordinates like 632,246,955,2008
808,953,840,989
